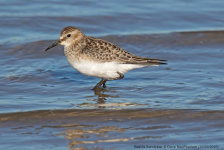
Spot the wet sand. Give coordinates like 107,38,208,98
1,0,224,149
1,109,224,149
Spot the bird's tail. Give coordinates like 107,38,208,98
124,57,167,66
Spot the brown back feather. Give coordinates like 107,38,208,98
82,36,166,65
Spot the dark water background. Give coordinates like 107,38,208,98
0,0,224,149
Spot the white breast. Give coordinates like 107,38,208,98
66,57,145,79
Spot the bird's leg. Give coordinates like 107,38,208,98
102,80,107,88
93,78,106,90
92,72,124,90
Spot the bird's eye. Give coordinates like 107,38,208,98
67,34,71,37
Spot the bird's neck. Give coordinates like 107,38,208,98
64,36,86,58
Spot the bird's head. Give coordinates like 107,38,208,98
45,26,84,51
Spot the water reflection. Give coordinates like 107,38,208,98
58,123,163,149
77,88,147,108
93,88,119,104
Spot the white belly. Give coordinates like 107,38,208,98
67,58,145,79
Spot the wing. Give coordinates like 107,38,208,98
83,36,166,65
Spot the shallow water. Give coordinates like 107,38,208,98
0,0,224,149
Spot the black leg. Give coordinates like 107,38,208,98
102,81,106,88
93,78,105,90
92,72,124,90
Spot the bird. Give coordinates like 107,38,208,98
45,26,166,90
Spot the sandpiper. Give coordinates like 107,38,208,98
45,26,166,89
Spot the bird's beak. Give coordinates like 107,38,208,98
45,40,61,51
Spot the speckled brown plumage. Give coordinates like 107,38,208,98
82,36,166,65
45,26,167,89
60,26,81,36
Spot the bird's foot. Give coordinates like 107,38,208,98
92,79,106,90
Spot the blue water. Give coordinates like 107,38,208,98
1,0,224,44
0,0,224,149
